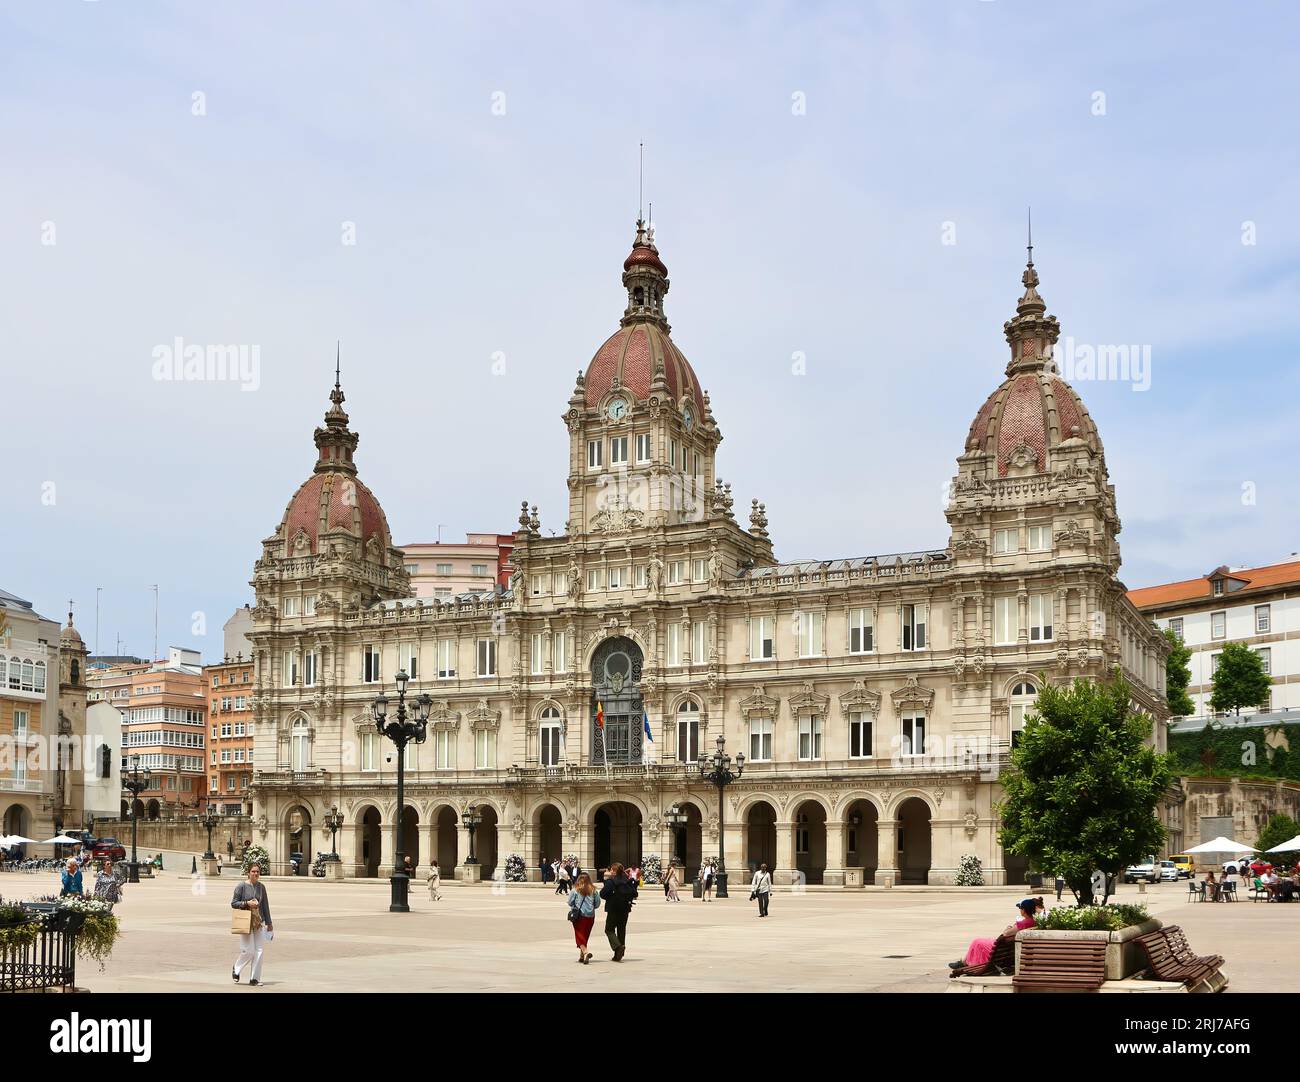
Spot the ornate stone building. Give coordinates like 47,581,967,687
248,224,1170,885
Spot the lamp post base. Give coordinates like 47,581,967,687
716,872,730,899
389,872,410,912
127,862,140,884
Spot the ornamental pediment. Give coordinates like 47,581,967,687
788,680,829,715
429,704,462,731
838,680,881,717
890,676,935,715
466,698,501,731
738,684,779,720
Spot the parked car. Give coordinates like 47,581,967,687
1158,860,1179,882
1169,854,1193,878
1123,861,1158,883
91,837,127,861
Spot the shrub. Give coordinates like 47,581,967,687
1036,903,1150,931
241,845,272,877
954,854,985,886
641,853,663,884
503,854,527,882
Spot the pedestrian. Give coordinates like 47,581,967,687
700,859,715,902
598,862,638,961
555,860,571,896
426,859,441,901
567,872,600,964
231,863,273,986
750,863,772,917
94,860,123,905
540,856,552,884
1054,872,1065,901
402,855,416,878
227,838,234,861
60,858,84,897
663,861,680,902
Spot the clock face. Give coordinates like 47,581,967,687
606,397,627,421
683,404,695,430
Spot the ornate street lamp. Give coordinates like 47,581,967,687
324,803,344,861
462,803,483,865
697,733,744,898
201,803,219,860
663,803,688,868
122,754,152,884
371,669,430,913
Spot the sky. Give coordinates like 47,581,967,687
2,1,1297,661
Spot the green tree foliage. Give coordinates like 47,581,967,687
1167,720,1300,782
998,673,1174,906
1163,627,1195,717
1255,813,1300,855
1210,641,1273,716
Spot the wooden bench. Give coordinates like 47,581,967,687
1012,938,1108,992
1135,927,1222,986
949,932,1016,978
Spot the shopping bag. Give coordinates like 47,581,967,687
231,907,253,934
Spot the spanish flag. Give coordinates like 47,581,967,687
595,701,605,729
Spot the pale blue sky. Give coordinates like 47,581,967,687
2,1,1296,658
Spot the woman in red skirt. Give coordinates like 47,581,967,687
568,872,600,964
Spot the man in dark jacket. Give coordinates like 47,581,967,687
599,863,638,961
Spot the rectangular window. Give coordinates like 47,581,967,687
797,612,825,657
1257,647,1272,676
691,621,707,664
471,563,488,577
677,717,699,763
586,569,603,591
1212,580,1224,596
540,724,562,768
303,594,317,616
634,565,647,588
669,439,678,470
902,604,927,650
902,714,926,757
360,732,377,771
692,558,707,582
750,616,775,660
403,643,419,679
849,607,874,654
1029,594,1053,642
283,596,299,617
553,630,569,674
13,709,28,737
433,730,454,770
282,650,299,687
797,716,824,761
531,574,550,596
362,644,381,683
1028,525,1051,552
530,633,545,675
436,639,456,680
234,722,244,735
227,776,236,792
993,528,1016,554
587,440,603,469
210,776,218,793
748,718,773,762
995,597,1017,645
610,436,628,465
666,623,682,667
1211,652,1222,675
436,563,453,575
475,729,496,769
1211,611,1226,640
1256,605,1271,634
668,560,685,585
849,711,873,758
303,651,318,687
1169,617,1184,640
608,566,623,590
635,433,651,462
234,749,244,763
476,639,497,677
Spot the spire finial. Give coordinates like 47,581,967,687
1026,206,1034,268
67,599,75,627
335,340,341,390
639,142,644,222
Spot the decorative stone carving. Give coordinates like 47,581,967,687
429,705,462,731
891,676,935,714
590,496,645,536
838,680,881,716
950,528,986,557
788,680,829,715
1005,439,1038,472
1054,519,1090,547
964,810,978,838
467,698,502,731
739,684,779,720
511,814,524,841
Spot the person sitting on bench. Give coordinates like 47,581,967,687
949,897,1044,971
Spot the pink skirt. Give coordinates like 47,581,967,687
963,937,997,967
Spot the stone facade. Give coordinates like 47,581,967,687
247,225,1170,885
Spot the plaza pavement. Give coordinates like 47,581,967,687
3,865,1292,993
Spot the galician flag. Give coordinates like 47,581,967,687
595,702,605,729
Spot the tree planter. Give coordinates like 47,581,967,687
1016,917,1163,981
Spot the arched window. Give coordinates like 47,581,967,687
8,657,20,689
539,705,563,768
676,700,700,763
1009,681,1038,748
33,660,46,692
290,718,311,772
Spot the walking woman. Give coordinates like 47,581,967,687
60,858,84,898
426,859,441,901
700,859,715,902
663,861,681,902
567,872,600,964
751,863,773,917
231,864,273,986
94,860,123,906
555,860,571,896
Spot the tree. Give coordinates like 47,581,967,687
998,672,1174,906
1255,813,1300,856
1163,627,1195,717
1209,641,1272,716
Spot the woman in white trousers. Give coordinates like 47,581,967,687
231,864,273,986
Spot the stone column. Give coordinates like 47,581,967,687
775,820,797,886
378,819,395,878
721,813,743,880
824,820,846,887
876,818,900,886
337,822,359,877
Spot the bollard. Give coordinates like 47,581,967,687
191,856,197,874
1138,882,1147,895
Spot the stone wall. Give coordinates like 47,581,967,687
1180,777,1300,847
95,817,253,857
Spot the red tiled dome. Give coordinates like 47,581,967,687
965,370,1100,476
278,470,392,555
623,246,667,276
584,322,703,408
